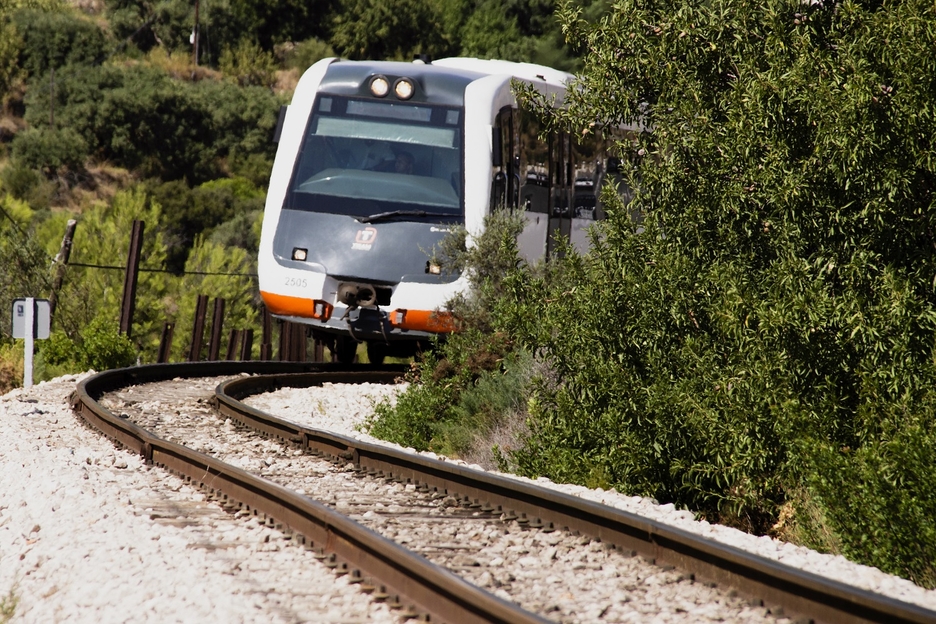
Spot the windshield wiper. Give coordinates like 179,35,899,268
357,210,456,224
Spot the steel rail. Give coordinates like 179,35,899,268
216,371,936,624
70,361,551,624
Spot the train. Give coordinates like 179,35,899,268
257,56,634,363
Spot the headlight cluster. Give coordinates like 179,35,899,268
369,76,415,100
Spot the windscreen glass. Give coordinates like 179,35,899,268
284,95,464,221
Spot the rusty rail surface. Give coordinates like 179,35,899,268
71,361,550,624
215,371,936,624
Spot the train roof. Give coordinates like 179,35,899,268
431,57,573,89
316,57,572,107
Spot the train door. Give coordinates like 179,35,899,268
569,131,603,252
515,106,550,262
491,106,518,211
546,131,574,256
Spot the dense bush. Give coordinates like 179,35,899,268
371,0,936,587
10,8,108,78
218,39,277,88
367,211,540,459
10,126,87,173
279,38,336,72
21,64,279,184
504,0,936,581
39,317,136,375
150,176,264,273
0,195,52,335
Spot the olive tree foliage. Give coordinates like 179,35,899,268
508,0,936,584
9,8,108,77
22,63,280,184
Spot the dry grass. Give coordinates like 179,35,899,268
461,407,530,472
0,587,17,624
135,49,222,83
61,161,135,209
274,69,300,97
0,351,22,395
768,489,843,555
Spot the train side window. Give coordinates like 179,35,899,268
572,131,601,220
518,107,549,214
491,107,517,211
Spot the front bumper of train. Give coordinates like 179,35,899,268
260,290,458,341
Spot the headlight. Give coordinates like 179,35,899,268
393,78,415,100
292,247,308,261
370,76,390,97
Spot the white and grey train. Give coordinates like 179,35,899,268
258,56,633,363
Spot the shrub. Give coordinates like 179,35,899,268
279,38,335,71
0,160,54,208
37,318,137,375
24,64,217,182
10,126,87,173
0,341,24,395
10,8,108,78
804,413,936,588
219,39,277,88
366,211,537,459
79,317,137,370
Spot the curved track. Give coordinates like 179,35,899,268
70,362,936,624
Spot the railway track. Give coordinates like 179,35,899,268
70,361,936,624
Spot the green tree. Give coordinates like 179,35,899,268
219,39,277,88
502,0,936,583
0,194,50,338
330,0,450,60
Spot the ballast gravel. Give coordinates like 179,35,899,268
103,377,783,623
247,383,936,614
0,374,398,624
1,372,935,623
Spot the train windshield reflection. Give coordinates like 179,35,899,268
285,96,464,221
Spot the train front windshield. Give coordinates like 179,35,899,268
285,96,464,222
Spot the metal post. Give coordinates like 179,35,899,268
312,335,325,362
225,329,239,361
23,297,34,390
294,325,307,362
208,297,225,360
278,320,289,361
260,306,272,360
119,220,144,337
48,219,76,323
157,321,175,363
189,294,208,361
240,329,253,361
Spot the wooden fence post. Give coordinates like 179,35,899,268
119,220,144,337
188,294,208,361
207,297,225,360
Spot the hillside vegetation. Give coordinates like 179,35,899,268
3,0,935,591
0,0,584,378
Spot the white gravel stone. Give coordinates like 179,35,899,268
0,374,398,624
